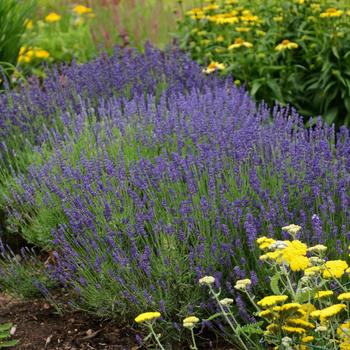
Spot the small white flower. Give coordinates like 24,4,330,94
308,244,327,253
199,276,215,286
234,279,251,291
300,276,311,284
309,257,325,265
282,224,302,236
219,298,234,306
183,322,195,329
300,286,312,293
315,325,328,332
269,240,288,250
281,336,292,346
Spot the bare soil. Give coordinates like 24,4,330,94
0,294,236,350
0,293,138,350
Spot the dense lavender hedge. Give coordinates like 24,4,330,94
4,81,350,321
0,44,223,174
2,46,350,339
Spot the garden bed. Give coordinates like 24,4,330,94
0,293,137,350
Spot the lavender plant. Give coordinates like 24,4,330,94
0,45,223,181
2,46,350,344
4,79,350,327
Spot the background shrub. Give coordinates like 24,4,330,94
176,0,350,126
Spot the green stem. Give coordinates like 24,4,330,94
190,328,198,350
149,324,166,350
208,286,249,350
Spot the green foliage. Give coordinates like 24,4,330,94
176,0,350,126
0,246,55,299
18,5,96,78
0,323,19,349
0,0,35,79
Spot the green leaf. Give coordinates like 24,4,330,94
0,339,20,348
270,273,281,295
250,80,263,98
0,325,12,333
331,46,340,59
236,321,264,336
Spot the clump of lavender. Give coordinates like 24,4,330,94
2,46,350,340
4,79,350,324
0,44,227,182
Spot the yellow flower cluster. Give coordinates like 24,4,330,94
18,47,50,63
258,300,315,337
253,229,350,348
134,311,161,323
259,237,309,271
320,7,343,18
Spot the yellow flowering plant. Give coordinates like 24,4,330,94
233,225,350,349
17,4,96,78
176,0,350,127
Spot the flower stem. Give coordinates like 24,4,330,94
149,324,166,350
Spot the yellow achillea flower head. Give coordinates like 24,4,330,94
338,292,350,301
256,236,276,250
311,304,346,321
259,309,274,318
286,318,315,329
278,303,302,313
202,62,225,74
323,260,348,278
301,336,314,343
288,254,309,271
45,12,61,22
257,295,288,308
135,311,161,323
183,316,199,329
73,5,93,15
314,290,334,299
281,325,306,334
340,342,350,350
337,320,350,339
275,40,299,51
228,38,253,49
320,8,343,18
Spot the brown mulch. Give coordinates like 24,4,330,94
0,294,139,350
0,294,237,350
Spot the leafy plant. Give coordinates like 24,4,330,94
176,0,350,126
0,323,19,348
0,0,35,79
